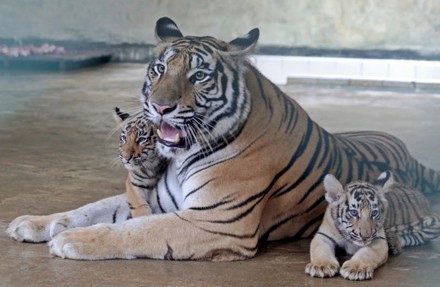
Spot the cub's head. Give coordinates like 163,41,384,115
113,107,160,170
323,172,393,247
141,17,259,157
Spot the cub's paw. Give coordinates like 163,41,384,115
7,215,55,243
49,224,127,260
305,259,339,278
340,260,374,280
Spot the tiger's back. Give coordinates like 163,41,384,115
241,64,440,242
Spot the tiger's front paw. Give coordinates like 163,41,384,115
305,259,339,278
48,224,129,260
7,215,54,242
7,214,76,243
340,260,374,280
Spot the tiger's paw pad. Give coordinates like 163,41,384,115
305,261,339,278
340,260,374,280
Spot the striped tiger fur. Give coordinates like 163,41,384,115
114,107,182,217
7,17,440,261
377,171,440,254
306,174,389,280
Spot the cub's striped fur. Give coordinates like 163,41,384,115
114,107,168,217
114,107,182,217
7,17,440,261
306,174,389,281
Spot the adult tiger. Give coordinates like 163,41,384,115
7,17,440,261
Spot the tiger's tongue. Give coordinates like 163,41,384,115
158,121,186,143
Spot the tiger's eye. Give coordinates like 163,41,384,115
154,64,165,74
195,71,205,80
371,210,378,217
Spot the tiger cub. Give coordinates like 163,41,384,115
305,174,390,281
113,107,168,218
380,171,440,255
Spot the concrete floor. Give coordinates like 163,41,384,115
1,63,440,287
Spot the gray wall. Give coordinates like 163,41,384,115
1,0,440,53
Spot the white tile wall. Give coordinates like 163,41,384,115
388,60,416,81
252,55,440,87
415,62,440,82
361,60,389,80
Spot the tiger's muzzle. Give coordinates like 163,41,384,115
156,120,188,148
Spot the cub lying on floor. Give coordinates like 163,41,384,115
305,174,389,281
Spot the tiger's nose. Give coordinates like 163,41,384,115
151,102,177,115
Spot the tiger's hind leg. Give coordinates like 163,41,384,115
7,194,131,243
385,231,402,255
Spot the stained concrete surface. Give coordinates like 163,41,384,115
0,63,439,287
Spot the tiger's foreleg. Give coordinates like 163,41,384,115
48,210,259,261
305,232,340,278
125,176,152,217
7,194,131,243
339,231,388,281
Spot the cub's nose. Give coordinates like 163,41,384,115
151,102,177,115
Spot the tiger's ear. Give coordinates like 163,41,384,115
113,107,130,126
155,17,183,43
323,174,345,206
374,170,394,193
227,28,259,55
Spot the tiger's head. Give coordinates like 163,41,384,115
323,172,393,247
141,17,259,157
113,107,161,171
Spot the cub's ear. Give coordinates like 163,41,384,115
374,170,395,193
113,107,130,125
227,28,260,55
323,174,345,206
155,17,183,43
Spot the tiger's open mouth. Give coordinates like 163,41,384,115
156,121,187,148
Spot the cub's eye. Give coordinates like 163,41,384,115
154,64,165,74
190,71,209,84
138,136,149,144
349,210,359,217
371,210,378,217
